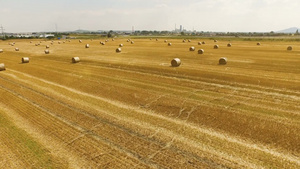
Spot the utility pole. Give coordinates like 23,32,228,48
55,24,58,36
0,25,5,39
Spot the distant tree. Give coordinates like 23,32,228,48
296,29,299,35
107,30,113,38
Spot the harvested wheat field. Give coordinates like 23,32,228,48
0,38,299,168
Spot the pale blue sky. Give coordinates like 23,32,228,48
0,0,299,33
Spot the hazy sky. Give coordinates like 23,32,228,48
0,0,299,33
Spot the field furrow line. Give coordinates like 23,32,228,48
2,69,299,167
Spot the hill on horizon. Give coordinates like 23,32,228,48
276,27,299,33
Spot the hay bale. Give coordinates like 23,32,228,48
35,44,39,46
164,40,167,43
168,43,172,46
0,49,3,53
131,41,134,44
116,48,122,52
257,42,261,45
0,63,5,71
101,42,105,45
58,41,61,44
198,49,204,54
214,45,219,49
156,39,158,41
198,42,202,45
44,50,50,54
150,38,152,40
46,45,50,48
105,40,108,42
202,41,206,44
189,46,195,51
127,39,130,42
171,58,181,67
227,43,232,47
15,48,19,51
119,44,123,47
287,46,293,51
79,40,82,43
112,38,115,41
72,57,80,63
85,44,90,48
182,40,186,43
219,57,227,65
214,40,218,42
30,41,32,43
188,39,191,42
22,57,29,63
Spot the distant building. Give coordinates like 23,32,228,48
39,34,55,38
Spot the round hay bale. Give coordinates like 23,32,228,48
189,46,195,51
131,41,134,44
182,40,186,43
0,49,3,53
101,42,105,45
227,43,232,47
219,57,227,65
156,39,158,41
51,42,53,45
112,38,115,41
35,44,39,46
198,49,204,54
105,40,108,42
85,44,90,48
171,58,181,67
127,39,130,42
15,48,19,51
58,41,61,44
46,45,50,48
198,42,202,45
164,40,167,43
30,41,32,43
168,43,172,46
44,50,50,54
119,44,123,47
202,41,206,44
63,41,66,43
22,57,29,63
150,38,152,40
257,42,261,45
72,57,80,63
188,39,191,42
287,46,293,51
214,40,218,42
79,40,82,43
0,63,5,71
116,48,122,52
214,45,219,49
